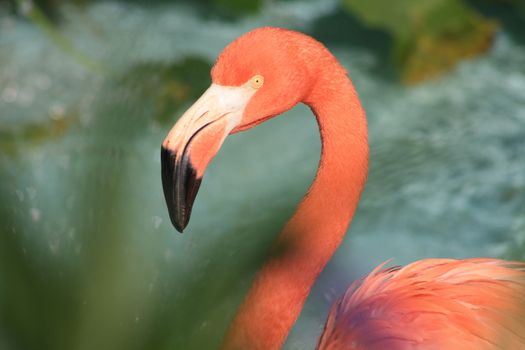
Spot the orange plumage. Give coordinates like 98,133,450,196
318,259,525,350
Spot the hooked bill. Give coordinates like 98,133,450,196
160,83,260,232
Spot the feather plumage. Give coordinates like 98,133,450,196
317,258,525,350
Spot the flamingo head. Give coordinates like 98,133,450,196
161,27,320,232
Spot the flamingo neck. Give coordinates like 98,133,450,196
222,66,369,350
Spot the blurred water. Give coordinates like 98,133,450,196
1,1,524,349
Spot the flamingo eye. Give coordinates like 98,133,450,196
250,75,264,89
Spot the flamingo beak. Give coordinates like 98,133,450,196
161,84,256,232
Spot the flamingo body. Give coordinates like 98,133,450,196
318,259,525,350
160,27,525,349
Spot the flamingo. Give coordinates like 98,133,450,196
160,27,525,350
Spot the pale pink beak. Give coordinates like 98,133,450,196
161,83,256,232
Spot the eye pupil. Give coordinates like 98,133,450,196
251,75,264,88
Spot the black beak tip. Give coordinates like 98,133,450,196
161,145,202,233
173,220,185,234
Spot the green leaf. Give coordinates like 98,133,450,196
341,0,498,83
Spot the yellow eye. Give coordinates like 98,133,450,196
250,75,264,89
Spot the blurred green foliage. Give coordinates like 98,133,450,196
210,0,262,15
122,58,212,125
341,0,497,83
5,0,263,19
0,113,76,157
0,56,211,157
6,0,525,83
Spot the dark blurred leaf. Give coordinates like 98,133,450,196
211,0,262,14
120,57,212,125
469,0,525,45
341,0,498,83
0,112,78,157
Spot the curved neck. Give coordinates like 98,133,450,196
222,67,369,350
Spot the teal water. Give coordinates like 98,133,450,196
1,1,524,349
